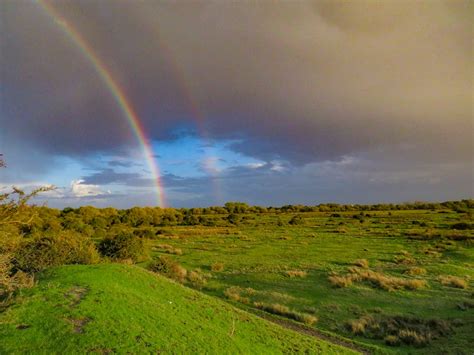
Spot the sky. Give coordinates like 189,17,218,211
1,0,472,208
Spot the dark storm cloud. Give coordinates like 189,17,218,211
2,0,472,200
81,168,141,185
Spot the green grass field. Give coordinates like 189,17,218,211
0,263,352,354
145,210,473,354
1,208,472,354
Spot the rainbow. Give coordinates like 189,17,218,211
36,0,165,207
154,33,224,204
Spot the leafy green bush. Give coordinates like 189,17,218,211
148,256,187,282
98,232,148,262
288,215,304,225
14,232,100,273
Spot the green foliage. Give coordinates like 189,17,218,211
14,232,100,273
98,232,149,262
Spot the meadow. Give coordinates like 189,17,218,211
1,199,472,353
144,209,473,353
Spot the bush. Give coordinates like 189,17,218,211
148,256,187,282
98,232,148,262
1,254,34,300
288,215,304,225
14,232,100,273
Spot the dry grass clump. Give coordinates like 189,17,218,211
328,275,353,288
211,262,224,272
285,270,307,278
353,259,369,269
187,269,207,289
148,256,187,283
156,244,183,255
393,254,417,265
438,275,468,289
404,267,427,276
253,302,318,325
223,286,255,304
329,267,427,291
351,269,427,291
347,315,451,348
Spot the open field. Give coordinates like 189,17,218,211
1,203,472,354
145,210,473,353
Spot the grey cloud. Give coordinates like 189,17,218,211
3,1,471,164
2,0,472,205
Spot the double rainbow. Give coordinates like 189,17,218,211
36,0,165,207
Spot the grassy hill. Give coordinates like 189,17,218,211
0,263,355,354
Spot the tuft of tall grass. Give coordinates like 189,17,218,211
438,275,468,289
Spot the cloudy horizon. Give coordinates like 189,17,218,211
1,0,472,208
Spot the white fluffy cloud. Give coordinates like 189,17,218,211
70,179,104,197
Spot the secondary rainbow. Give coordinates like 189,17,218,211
36,0,165,207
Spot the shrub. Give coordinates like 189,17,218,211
288,215,304,225
14,232,100,273
98,232,148,262
211,262,225,272
438,275,468,289
285,270,307,278
1,254,34,300
353,259,369,269
148,256,187,283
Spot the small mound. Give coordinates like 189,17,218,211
0,264,353,354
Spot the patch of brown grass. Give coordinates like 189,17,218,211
328,275,353,288
210,262,224,272
438,275,468,289
187,269,207,289
353,259,369,269
253,302,318,325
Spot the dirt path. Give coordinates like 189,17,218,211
256,313,372,354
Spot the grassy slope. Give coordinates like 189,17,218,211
0,264,354,354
